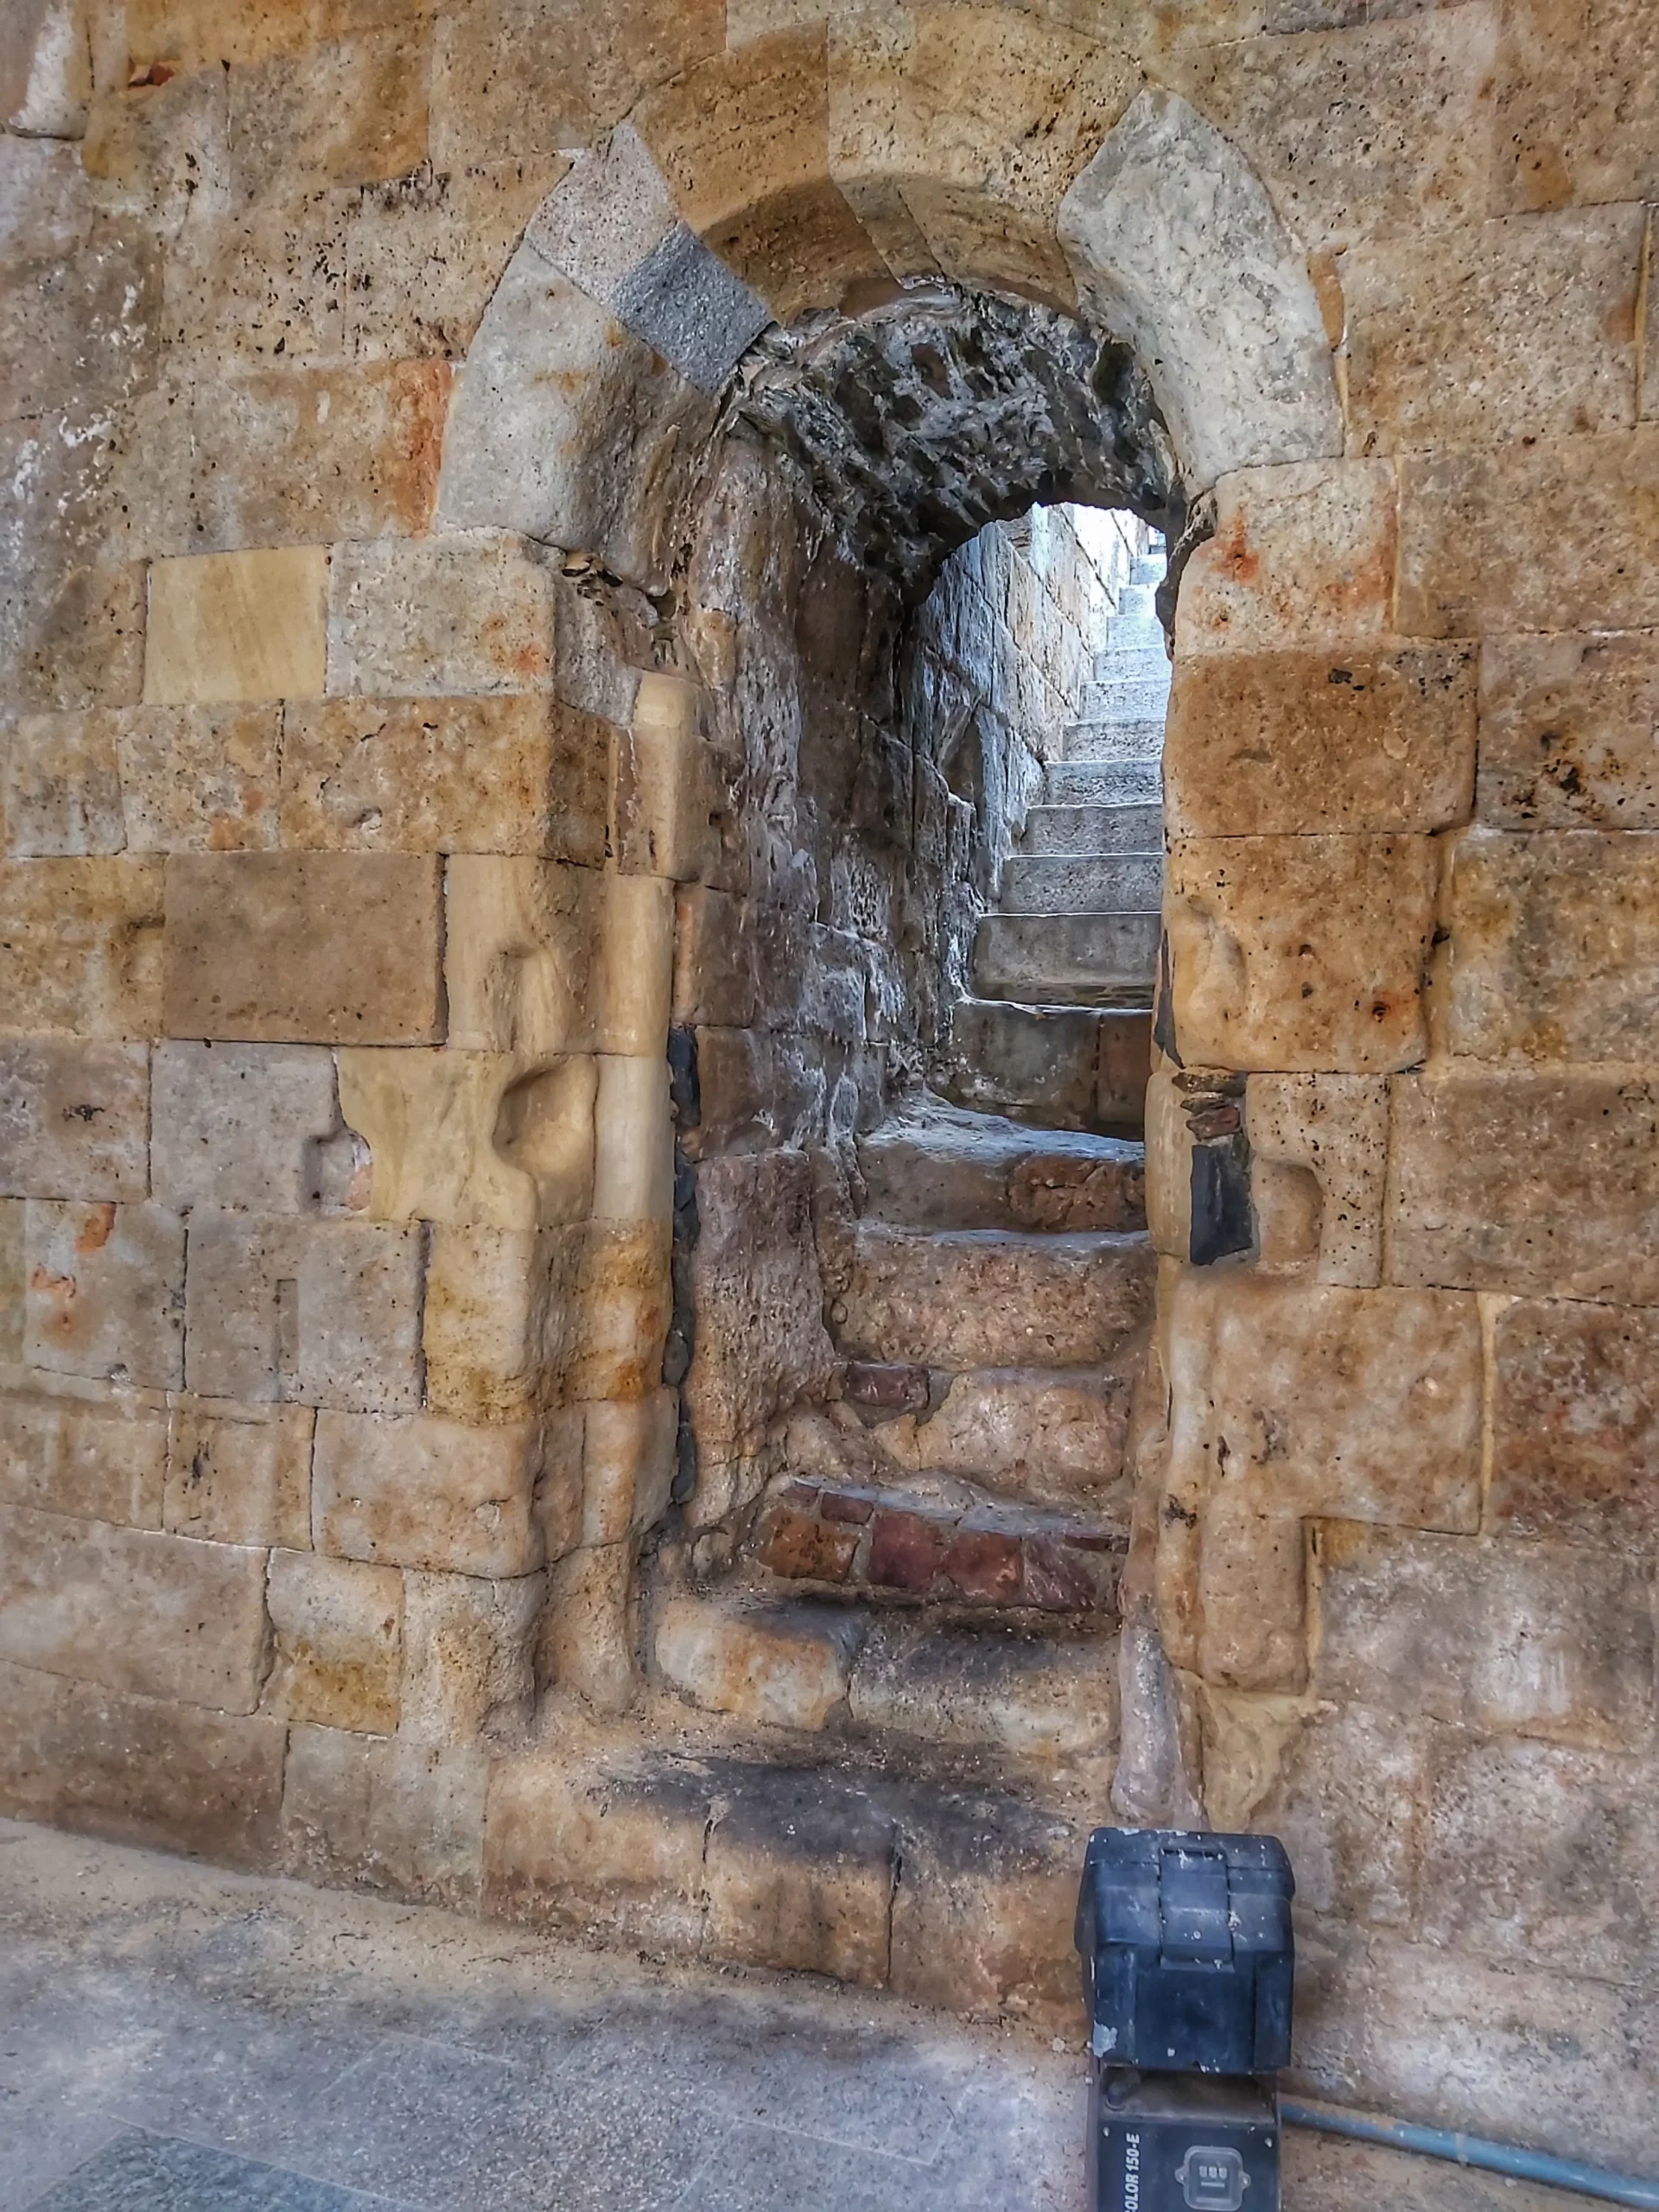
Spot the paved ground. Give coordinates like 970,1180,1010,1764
0,1819,1608,2211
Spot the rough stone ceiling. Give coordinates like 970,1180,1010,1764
728,285,1185,601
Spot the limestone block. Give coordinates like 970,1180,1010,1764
686,1027,829,1158
0,1374,168,1529
541,1540,639,1713
446,857,671,1059
1166,834,1435,1073
3,0,89,134
655,1591,861,1732
3,710,125,858
0,1505,270,1713
1173,461,1395,657
164,1395,312,1550
1478,631,1659,830
326,537,557,699
264,1549,402,1735
1315,1523,1655,1751
1491,1299,1659,1553
24,1199,183,1390
591,1056,673,1228
224,29,428,194
114,704,283,853
283,1725,487,1907
280,695,611,864
1251,1702,1427,1929
849,1621,1118,1759
1246,1074,1389,1287
421,1223,576,1424
1160,9,1497,254
154,183,348,366
1343,207,1643,454
162,853,442,1046
632,27,887,320
582,1387,677,1546
144,549,328,707
314,1410,546,1578
1389,1072,1659,1302
0,859,162,1039
151,1041,343,1212
705,1767,896,1986
563,1221,674,1405
0,1204,18,1363
400,1568,545,1747
1491,0,1659,214
184,1211,422,1411
829,5,1138,302
614,674,744,889
870,1366,1135,1512
672,887,759,1028
1058,88,1341,493
1163,645,1477,836
1450,829,1659,1064
1166,1271,1482,1531
0,1038,148,1201
1197,1494,1306,1692
1398,432,1659,639
888,1792,1080,2023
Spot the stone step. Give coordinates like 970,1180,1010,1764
973,911,1161,1003
1090,645,1169,686
1129,553,1164,586
1102,617,1162,658
856,1094,1145,1230
1042,759,1160,807
483,1739,1086,2024
1109,581,1158,626
1071,681,1170,731
1022,802,1161,856
840,1221,1155,1367
999,852,1163,916
940,1000,1153,1134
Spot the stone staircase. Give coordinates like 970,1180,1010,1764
944,546,1170,1136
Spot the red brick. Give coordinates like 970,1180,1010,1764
868,1509,950,1594
1023,1536,1114,1613
940,1527,1023,1605
756,1507,858,1585
819,1487,877,1526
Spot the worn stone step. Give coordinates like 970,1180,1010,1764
1022,802,1161,857
973,911,1161,1003
1043,759,1160,807
1090,645,1170,687
483,1741,1084,2024
856,1095,1145,1231
1000,852,1163,915
1105,581,1158,629
940,999,1152,1134
1129,552,1164,586
840,1221,1155,1366
1067,700,1167,749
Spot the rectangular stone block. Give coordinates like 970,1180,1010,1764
1342,207,1643,452
0,1505,271,1713
672,887,759,1028
1164,645,1477,836
582,1388,677,1546
152,1040,343,1211
1448,828,1659,1063
1491,0,1659,215
704,1769,896,1987
1173,461,1395,658
1478,631,1659,830
0,859,163,1039
1166,1272,1482,1531
144,548,329,705
279,694,612,863
225,29,429,194
184,1211,423,1412
1196,1496,1306,1692
591,1054,673,1226
563,1220,674,1404
1398,432,1659,638
327,536,558,698
1166,834,1436,1072
0,1038,148,1200
24,1199,183,1390
1245,1073,1388,1287
888,1792,1080,2024
0,1658,284,1870
1252,1701,1427,1929
1491,1298,1659,1551
1389,1072,1659,1301
399,1568,544,1746
264,1548,403,1735
613,673,745,888
162,852,442,1044
0,1376,168,1528
282,1725,487,1908
313,1409,546,1576
0,1200,17,1362
114,703,283,852
1315,1522,1655,1750
3,709,126,857
164,1395,312,1550
421,1222,575,1423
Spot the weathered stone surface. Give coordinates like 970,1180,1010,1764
162,853,442,1045
582,1388,677,1545
1315,1523,1655,1750
0,1205,18,1363
654,1591,863,1731
0,1658,284,1870
1448,829,1659,1063
144,549,329,706
543,1538,640,1713
421,1224,594,1424
24,1199,183,1390
0,1506,270,1713
163,1395,312,1550
283,1726,488,1907
0,1375,168,1529
279,695,612,863
1166,834,1436,1073
1176,461,1395,657
672,887,759,1029
399,1567,545,1747
313,1410,546,1577
1255,1701,1427,1929
868,1366,1136,1512
2,0,88,134
614,674,744,888
562,1221,673,1405
0,1038,148,1201
704,1765,897,1986
264,1549,403,1735
1196,1494,1307,1691
1246,1074,1389,1287
887,1789,1079,2023
114,704,283,853
856,1097,1144,1232
848,1619,1117,1758
1491,0,1659,214
152,1041,342,1211
591,1054,673,1227
0,860,162,1039
1389,1073,1659,1301
3,709,125,857
225,28,430,194
1166,1272,1483,1530
1398,432,1659,638
1164,645,1477,836
326,536,557,699
1477,630,1659,830
1491,1299,1659,1551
